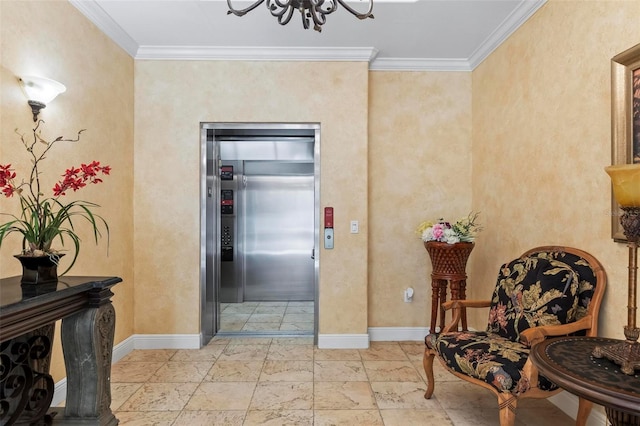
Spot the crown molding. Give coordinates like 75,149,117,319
68,0,545,71
369,58,472,72
69,0,139,57
135,46,379,62
467,0,546,69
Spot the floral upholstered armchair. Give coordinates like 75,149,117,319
423,246,606,426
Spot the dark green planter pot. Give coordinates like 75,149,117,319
14,253,64,286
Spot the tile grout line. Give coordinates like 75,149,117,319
241,339,268,424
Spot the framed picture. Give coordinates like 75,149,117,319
610,42,640,242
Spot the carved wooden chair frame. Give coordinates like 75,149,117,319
423,245,607,426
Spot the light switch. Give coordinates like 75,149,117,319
350,220,359,234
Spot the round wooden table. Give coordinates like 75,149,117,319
530,336,640,426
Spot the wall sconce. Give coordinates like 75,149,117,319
18,75,66,122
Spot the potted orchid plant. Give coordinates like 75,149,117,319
0,120,110,282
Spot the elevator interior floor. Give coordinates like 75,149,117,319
219,301,314,334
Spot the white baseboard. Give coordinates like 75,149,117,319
51,378,67,408
132,333,200,350
317,333,369,349
112,334,135,363
368,326,429,341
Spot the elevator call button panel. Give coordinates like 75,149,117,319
324,207,334,249
221,189,234,214
220,165,234,181
221,224,233,261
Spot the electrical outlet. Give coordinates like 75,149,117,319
404,287,414,303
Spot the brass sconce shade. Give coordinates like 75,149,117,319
593,164,640,374
19,75,66,122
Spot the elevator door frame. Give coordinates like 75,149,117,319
200,122,320,346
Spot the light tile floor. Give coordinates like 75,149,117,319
110,338,575,425
219,301,314,333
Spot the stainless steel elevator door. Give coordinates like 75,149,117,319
243,173,314,301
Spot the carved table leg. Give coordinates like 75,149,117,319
449,279,460,301
460,279,468,330
449,279,468,330
438,280,447,332
61,294,117,426
449,279,460,330
430,278,439,332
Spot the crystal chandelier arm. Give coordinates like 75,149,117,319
227,0,266,17
335,0,374,19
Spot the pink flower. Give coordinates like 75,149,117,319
431,223,446,240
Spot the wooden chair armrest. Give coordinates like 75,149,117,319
441,299,492,311
440,300,492,333
520,316,593,346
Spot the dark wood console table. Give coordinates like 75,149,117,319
530,336,640,426
0,275,122,425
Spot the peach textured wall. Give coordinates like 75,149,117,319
0,2,135,381
133,61,369,335
368,71,472,327
470,0,640,334
3,0,638,374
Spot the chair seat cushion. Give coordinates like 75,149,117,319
425,331,558,395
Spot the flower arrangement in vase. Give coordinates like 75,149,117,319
0,120,111,282
417,212,482,245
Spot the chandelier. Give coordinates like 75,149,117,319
226,0,374,32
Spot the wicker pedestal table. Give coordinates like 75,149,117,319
424,241,474,332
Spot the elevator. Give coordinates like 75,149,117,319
200,123,320,344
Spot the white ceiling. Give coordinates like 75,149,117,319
70,0,545,71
